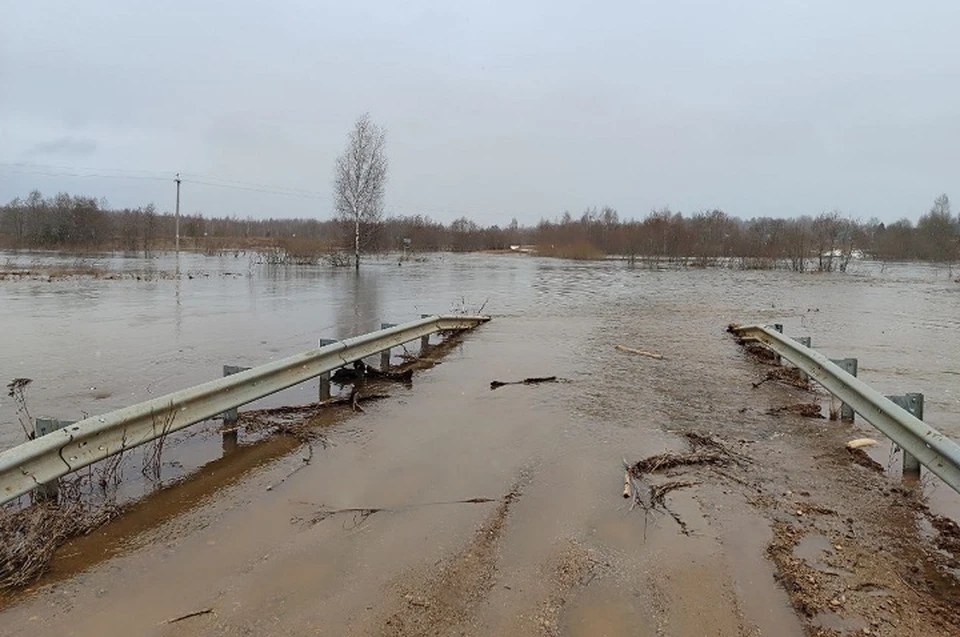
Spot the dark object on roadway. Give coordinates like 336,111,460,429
332,361,413,384
490,376,558,390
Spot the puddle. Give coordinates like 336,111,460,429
811,610,869,632
794,533,832,565
794,533,852,576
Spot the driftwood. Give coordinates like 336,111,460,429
629,451,729,476
242,393,390,420
615,344,664,360
366,366,414,383
166,608,214,624
490,376,558,390
767,403,824,418
332,361,414,384
752,367,810,390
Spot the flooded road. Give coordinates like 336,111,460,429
1,252,959,635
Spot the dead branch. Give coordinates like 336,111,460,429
293,497,499,527
753,367,810,390
365,365,414,383
241,393,390,422
767,403,823,418
743,343,779,364
332,361,413,383
165,608,214,624
650,480,698,506
490,376,559,390
615,344,664,360
629,451,729,477
6,378,34,441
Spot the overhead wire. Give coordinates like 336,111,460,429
0,161,534,220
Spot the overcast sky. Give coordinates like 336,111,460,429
2,1,959,224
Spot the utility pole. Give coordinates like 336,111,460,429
175,172,181,254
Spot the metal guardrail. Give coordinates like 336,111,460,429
734,324,960,495
0,314,489,505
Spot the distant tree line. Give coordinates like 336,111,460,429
1,190,957,269
535,200,958,270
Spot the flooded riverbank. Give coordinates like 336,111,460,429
1,251,959,635
3,252,957,450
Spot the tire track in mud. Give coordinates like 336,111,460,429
527,542,600,637
378,474,529,637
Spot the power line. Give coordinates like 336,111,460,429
180,177,326,199
0,162,327,199
179,172,325,198
0,166,168,182
0,161,171,179
0,161,536,220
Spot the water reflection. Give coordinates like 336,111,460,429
336,271,382,340
174,253,182,339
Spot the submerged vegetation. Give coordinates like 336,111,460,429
1,191,958,271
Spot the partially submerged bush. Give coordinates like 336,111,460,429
0,495,119,590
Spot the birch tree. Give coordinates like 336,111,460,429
333,113,388,271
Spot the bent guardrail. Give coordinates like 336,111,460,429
0,314,489,505
733,324,960,495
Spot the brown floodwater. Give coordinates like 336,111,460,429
2,252,957,501
0,251,958,635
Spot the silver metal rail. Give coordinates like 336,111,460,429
734,324,960,494
0,315,489,505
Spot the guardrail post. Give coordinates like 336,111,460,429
317,339,336,400
222,365,250,450
828,358,858,421
380,323,397,370
769,324,784,363
792,337,812,382
420,314,431,351
33,418,75,500
886,393,924,481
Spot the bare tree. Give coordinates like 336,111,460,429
333,113,388,271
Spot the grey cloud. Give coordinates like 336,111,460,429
25,136,99,158
2,0,959,223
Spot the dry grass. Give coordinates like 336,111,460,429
0,264,107,281
0,480,121,590
142,408,176,482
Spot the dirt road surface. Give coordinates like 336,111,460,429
2,287,959,635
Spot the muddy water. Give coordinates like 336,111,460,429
2,253,959,504
1,252,959,635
